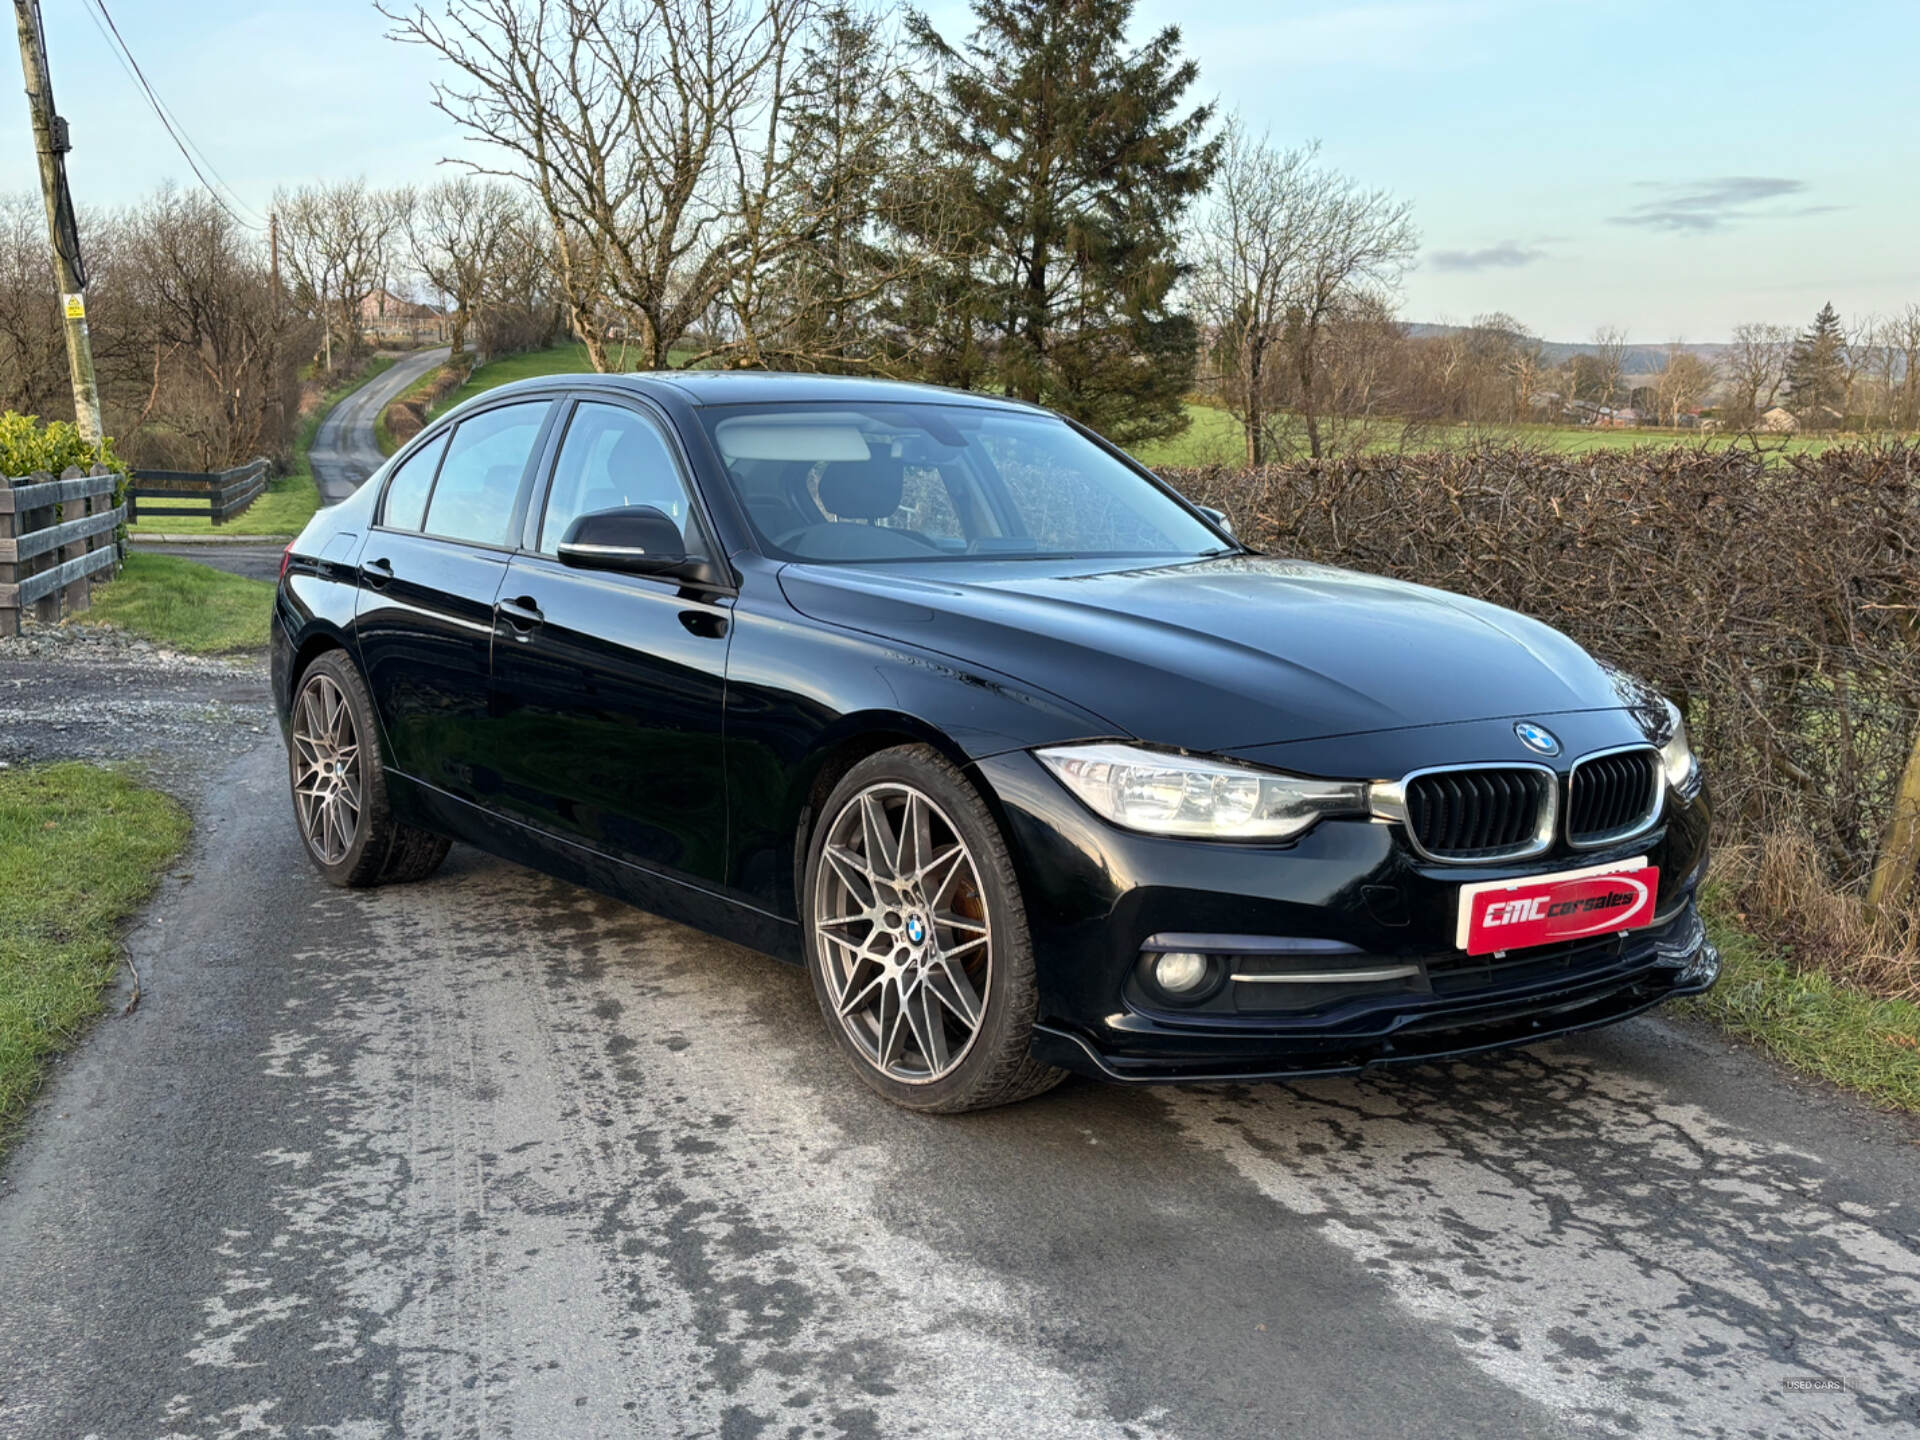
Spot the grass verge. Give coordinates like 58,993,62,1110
81,551,274,653
0,764,190,1142
127,354,398,539
376,362,445,456
1683,892,1920,1113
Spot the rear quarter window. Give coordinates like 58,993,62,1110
380,430,449,532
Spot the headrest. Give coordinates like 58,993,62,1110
607,427,659,482
818,453,903,521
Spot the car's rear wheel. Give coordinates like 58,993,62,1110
289,651,450,888
803,746,1065,1113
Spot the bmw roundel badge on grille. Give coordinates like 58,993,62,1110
1514,721,1562,756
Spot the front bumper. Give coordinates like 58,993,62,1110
970,748,1716,1084
1030,908,1718,1083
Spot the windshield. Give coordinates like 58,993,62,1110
697,402,1228,564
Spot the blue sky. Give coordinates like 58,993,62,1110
8,0,1915,341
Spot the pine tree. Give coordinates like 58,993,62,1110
905,0,1218,446
1785,301,1846,422
764,7,906,372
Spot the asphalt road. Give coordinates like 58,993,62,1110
2,719,1918,1437
309,346,451,504
136,542,287,582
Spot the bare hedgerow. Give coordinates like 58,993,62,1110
1162,444,1920,991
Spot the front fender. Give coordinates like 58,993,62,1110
721,574,1114,916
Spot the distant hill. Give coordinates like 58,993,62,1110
1405,324,1728,375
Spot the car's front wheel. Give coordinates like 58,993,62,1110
288,650,450,888
802,745,1065,1113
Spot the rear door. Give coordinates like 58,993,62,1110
487,396,734,885
354,398,555,806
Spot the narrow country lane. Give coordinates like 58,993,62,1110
309,346,451,504
0,735,1916,1438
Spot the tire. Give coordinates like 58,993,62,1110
288,650,451,888
802,745,1065,1113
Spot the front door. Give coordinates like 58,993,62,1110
354,399,553,806
488,398,733,885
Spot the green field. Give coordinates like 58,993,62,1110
0,764,189,1142
126,356,397,539
1130,403,1872,468
82,551,275,653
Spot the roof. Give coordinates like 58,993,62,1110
470,369,1055,413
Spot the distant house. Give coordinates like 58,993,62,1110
1567,400,1642,428
1758,406,1798,433
357,289,447,347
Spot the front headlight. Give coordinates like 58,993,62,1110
1659,699,1700,799
1035,743,1368,840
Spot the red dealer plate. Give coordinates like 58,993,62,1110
1455,858,1659,957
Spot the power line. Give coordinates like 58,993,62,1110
74,0,267,231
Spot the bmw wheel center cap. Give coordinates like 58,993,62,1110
1514,721,1562,757
905,914,927,945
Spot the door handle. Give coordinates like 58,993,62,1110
360,556,394,588
496,596,544,636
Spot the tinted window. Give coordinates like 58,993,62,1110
423,401,549,546
380,430,448,532
540,401,704,557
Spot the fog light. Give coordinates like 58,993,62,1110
1152,951,1211,994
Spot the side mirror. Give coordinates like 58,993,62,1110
558,505,712,584
1196,504,1235,538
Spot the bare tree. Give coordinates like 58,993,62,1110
384,0,829,371
1653,344,1716,429
1191,123,1319,464
1590,325,1630,412
276,179,404,372
1192,127,1413,460
404,177,520,360
0,192,70,418
1723,321,1792,427
1889,303,1920,430
109,187,305,467
1279,161,1416,458
476,199,563,355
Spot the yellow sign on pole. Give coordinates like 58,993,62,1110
62,292,85,320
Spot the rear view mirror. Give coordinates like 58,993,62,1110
558,506,709,582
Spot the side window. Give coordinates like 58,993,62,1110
540,401,704,557
380,430,449,532
423,401,550,547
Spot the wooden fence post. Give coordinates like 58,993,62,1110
0,478,15,639
24,470,57,625
59,464,90,617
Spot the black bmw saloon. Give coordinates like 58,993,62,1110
272,371,1716,1112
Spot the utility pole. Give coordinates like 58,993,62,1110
13,0,101,443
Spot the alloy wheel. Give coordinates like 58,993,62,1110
291,673,363,866
813,783,992,1084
